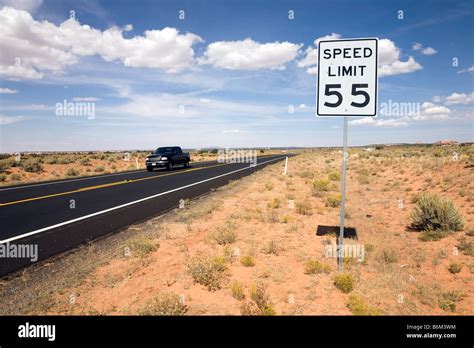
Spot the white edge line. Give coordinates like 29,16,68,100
0,156,285,244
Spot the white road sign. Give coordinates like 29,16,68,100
317,38,378,116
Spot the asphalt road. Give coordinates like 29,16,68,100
0,154,289,276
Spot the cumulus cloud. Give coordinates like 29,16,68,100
350,99,454,127
297,34,422,77
0,7,203,80
421,47,437,55
457,65,474,74
314,33,341,46
445,92,474,105
429,92,474,105
412,42,423,51
411,42,437,55
199,38,302,70
0,87,18,93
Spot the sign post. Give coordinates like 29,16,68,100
316,38,378,271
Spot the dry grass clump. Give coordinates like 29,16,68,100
305,260,331,274
187,255,228,291
139,292,187,315
347,295,381,315
333,273,355,293
411,193,464,238
125,237,158,258
240,283,275,315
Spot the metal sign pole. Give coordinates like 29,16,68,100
338,116,348,272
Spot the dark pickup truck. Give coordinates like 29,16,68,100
145,146,190,171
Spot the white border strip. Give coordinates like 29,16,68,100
0,156,285,244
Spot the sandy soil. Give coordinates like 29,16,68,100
0,145,472,315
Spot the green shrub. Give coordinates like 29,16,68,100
457,237,474,256
127,237,158,258
347,295,381,315
328,172,341,181
212,224,237,245
312,179,330,195
262,240,280,255
95,166,105,173
80,158,91,166
305,260,331,274
65,168,81,177
448,263,462,274
296,200,312,215
326,195,342,208
240,283,275,315
381,249,398,264
187,256,227,291
10,173,22,181
0,173,5,182
439,291,463,312
333,273,355,293
229,281,245,300
0,158,16,171
21,158,43,173
357,175,370,185
410,193,464,233
139,293,187,315
267,198,280,209
240,255,255,267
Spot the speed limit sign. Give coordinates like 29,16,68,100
317,38,378,116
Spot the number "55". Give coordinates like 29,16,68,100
324,84,370,108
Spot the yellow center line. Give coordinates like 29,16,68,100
0,163,228,207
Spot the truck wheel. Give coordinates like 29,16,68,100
184,161,189,168
147,166,153,172
167,162,173,171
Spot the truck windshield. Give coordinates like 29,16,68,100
155,147,176,155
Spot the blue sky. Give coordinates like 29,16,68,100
0,0,472,152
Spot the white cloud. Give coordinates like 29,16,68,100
457,65,474,74
0,115,26,125
314,33,341,46
421,47,437,55
378,56,422,77
306,66,318,75
0,87,18,93
412,42,423,51
104,93,282,120
411,42,437,55
73,97,100,102
445,92,474,105
298,35,422,77
297,46,317,68
298,104,307,109
350,99,456,127
199,38,302,70
349,117,409,127
0,7,203,80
